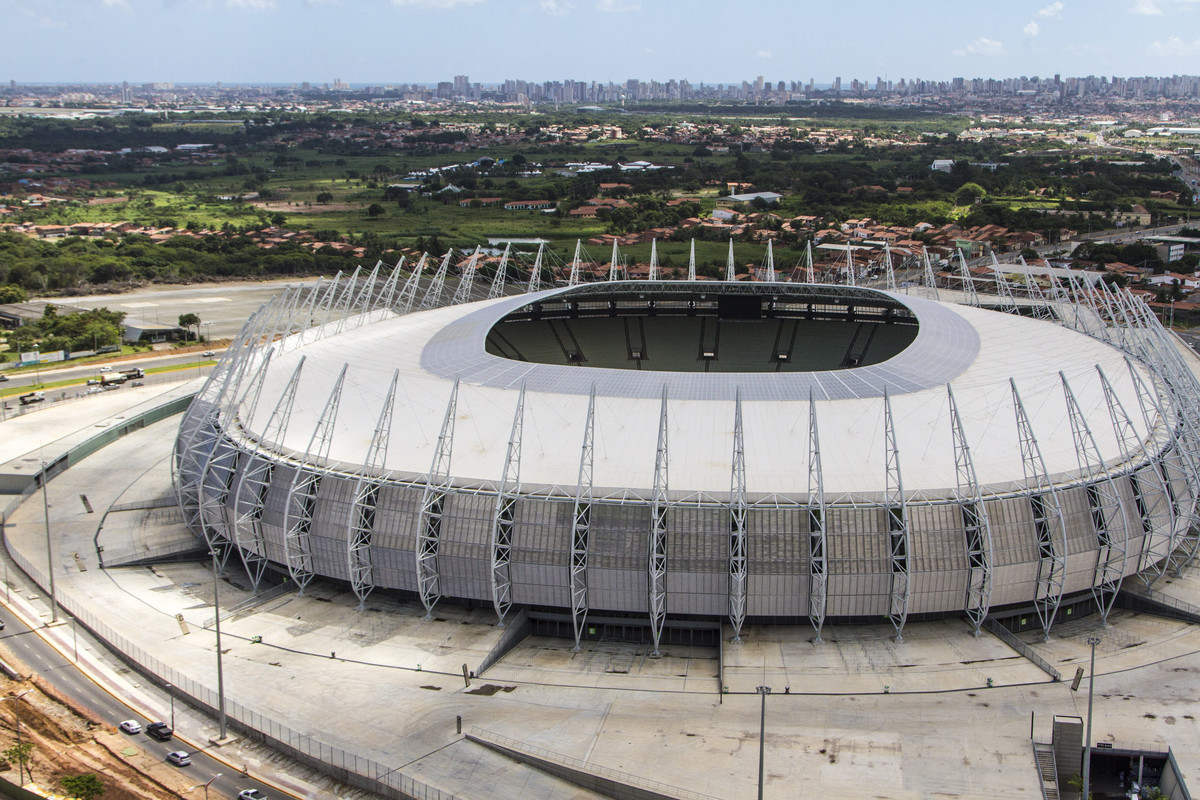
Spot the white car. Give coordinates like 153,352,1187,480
98,365,113,373
118,720,141,734
202,350,215,357
166,750,191,767
239,791,268,800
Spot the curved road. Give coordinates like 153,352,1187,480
0,598,276,799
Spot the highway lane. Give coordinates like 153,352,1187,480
1,349,223,393
0,610,278,800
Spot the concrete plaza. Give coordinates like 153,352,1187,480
2,380,1200,799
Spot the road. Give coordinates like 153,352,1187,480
1,349,221,393
0,608,276,800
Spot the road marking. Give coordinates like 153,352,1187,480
192,298,231,304
122,302,159,309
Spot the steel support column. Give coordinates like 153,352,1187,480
1062,371,1129,625
807,389,828,642
347,371,399,610
1011,379,1068,640
648,388,669,657
948,384,994,636
728,390,748,642
283,364,347,594
569,386,596,651
416,379,459,616
883,388,911,640
490,385,526,627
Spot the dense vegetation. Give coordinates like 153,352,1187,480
1,304,125,356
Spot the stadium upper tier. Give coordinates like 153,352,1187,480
175,264,1200,650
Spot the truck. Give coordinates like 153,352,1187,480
100,374,127,387
19,391,45,405
120,368,145,380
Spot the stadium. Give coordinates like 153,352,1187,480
173,248,1200,654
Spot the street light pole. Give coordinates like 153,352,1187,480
210,550,227,740
203,772,222,800
166,682,175,731
756,685,771,800
1083,635,1101,800
41,461,58,624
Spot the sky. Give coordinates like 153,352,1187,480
3,0,1200,87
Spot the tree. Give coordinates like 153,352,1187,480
60,773,105,800
0,284,28,303
5,741,33,786
367,203,385,219
178,312,201,341
956,182,987,206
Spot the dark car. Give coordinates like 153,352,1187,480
145,721,173,741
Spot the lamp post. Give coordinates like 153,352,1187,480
210,550,227,741
32,349,40,388
3,690,33,785
41,461,58,624
193,772,222,800
756,685,771,800
1083,635,1101,800
166,682,175,731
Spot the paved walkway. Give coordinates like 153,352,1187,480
3,383,1200,799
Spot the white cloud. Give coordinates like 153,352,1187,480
1134,0,1200,11
953,37,1005,57
1151,34,1200,54
102,0,131,9
226,0,276,8
539,0,571,13
390,0,485,7
597,0,639,10
1038,1,1064,17
1024,20,1040,36
757,49,772,59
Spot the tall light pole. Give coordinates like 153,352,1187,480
1083,635,1101,800
756,685,771,800
194,772,222,800
41,461,58,624
210,550,227,740
32,349,40,388
3,690,33,785
166,682,175,731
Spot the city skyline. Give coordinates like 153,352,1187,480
3,0,1200,87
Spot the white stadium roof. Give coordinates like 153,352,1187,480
240,286,1153,500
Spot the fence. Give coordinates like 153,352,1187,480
1,396,464,800
982,618,1062,681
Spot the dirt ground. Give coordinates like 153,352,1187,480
250,200,360,213
0,648,197,799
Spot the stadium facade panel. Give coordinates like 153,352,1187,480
175,267,1200,650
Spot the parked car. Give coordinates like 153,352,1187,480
145,721,173,741
166,751,191,767
239,791,268,800
98,365,112,373
118,720,142,734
